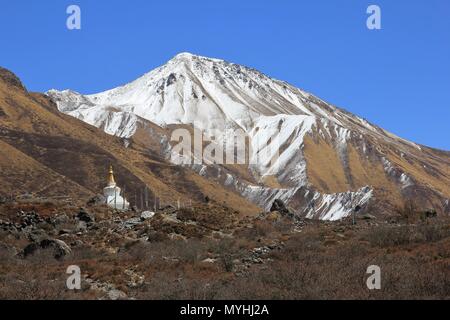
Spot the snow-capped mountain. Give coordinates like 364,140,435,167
47,53,450,220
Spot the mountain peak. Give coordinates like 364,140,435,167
169,52,225,65
172,52,196,59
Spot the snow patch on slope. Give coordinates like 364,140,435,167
304,187,373,221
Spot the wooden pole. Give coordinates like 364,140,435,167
122,186,126,210
114,188,117,210
145,187,148,209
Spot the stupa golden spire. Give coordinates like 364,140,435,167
108,165,116,186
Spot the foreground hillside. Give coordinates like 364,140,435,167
0,198,448,299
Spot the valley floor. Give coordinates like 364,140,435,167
0,198,449,300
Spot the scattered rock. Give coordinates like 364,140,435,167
53,214,70,225
27,229,49,242
122,217,142,229
77,208,94,223
85,276,128,300
18,211,44,228
124,269,145,288
201,258,217,264
141,211,155,220
108,289,127,300
70,239,84,247
0,220,18,232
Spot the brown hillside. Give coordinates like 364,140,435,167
0,68,260,215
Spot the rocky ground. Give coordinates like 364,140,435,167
0,197,449,300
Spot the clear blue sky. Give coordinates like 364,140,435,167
1,0,449,150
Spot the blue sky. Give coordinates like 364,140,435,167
0,0,449,150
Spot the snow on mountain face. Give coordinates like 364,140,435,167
48,52,430,219
48,52,367,134
48,53,371,168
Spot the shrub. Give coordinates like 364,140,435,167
219,253,234,272
363,225,411,247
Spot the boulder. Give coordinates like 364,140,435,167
19,211,44,227
40,239,72,259
270,199,291,216
141,211,155,220
77,208,94,223
22,239,71,260
22,243,40,257
53,214,70,225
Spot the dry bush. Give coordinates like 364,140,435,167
395,200,420,223
237,220,280,240
363,225,412,247
0,251,97,300
415,224,450,243
135,272,221,300
219,253,234,272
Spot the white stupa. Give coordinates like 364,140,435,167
104,165,129,210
